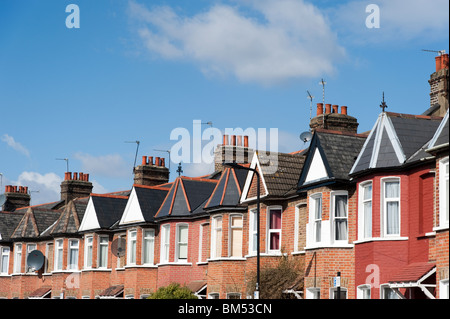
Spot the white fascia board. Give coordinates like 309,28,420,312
78,197,100,232
119,187,144,225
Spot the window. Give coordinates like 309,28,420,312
84,236,93,268
68,240,79,270
176,224,188,262
127,230,136,265
357,285,371,299
380,285,399,299
310,194,322,243
332,193,348,242
440,279,449,299
160,225,170,263
26,244,37,273
249,210,258,255
198,223,209,263
1,247,10,274
440,158,449,227
306,288,320,299
382,178,400,236
268,208,282,252
229,215,243,257
211,216,222,259
227,293,241,299
142,229,155,265
54,240,63,271
98,236,108,268
330,288,347,299
208,293,219,299
359,182,373,239
116,235,126,268
45,243,53,273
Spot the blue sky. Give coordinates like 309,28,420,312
0,0,448,205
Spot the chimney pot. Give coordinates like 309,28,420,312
316,103,324,116
79,172,84,181
436,56,442,72
341,106,348,115
148,156,153,165
332,105,339,113
85,174,89,181
142,156,148,165
244,136,249,148
231,135,236,146
155,157,160,166
161,158,165,167
237,136,242,146
223,135,229,145
24,187,28,194
325,104,332,114
73,172,78,180
13,186,17,193
441,54,449,70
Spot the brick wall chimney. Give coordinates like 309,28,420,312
429,53,449,116
2,185,31,211
60,172,93,203
309,103,359,133
214,134,254,172
133,155,170,186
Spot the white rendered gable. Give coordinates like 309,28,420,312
78,197,100,231
305,148,328,183
119,187,144,225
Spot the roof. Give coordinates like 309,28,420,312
389,262,436,283
350,112,442,176
28,287,52,298
155,177,217,219
98,285,124,297
0,211,25,242
10,208,61,240
204,167,247,210
91,195,128,229
427,109,449,152
298,130,366,188
48,197,89,236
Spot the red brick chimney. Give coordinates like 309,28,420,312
3,185,31,211
429,53,449,116
214,134,253,172
310,103,359,133
133,155,170,186
61,172,93,203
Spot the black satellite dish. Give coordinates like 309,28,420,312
300,131,313,143
111,238,126,257
26,250,44,271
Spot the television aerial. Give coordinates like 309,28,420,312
307,90,314,121
26,250,45,271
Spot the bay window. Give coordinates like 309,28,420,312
143,229,155,265
1,247,10,274
310,194,322,244
382,178,400,236
332,192,348,242
98,236,109,268
84,236,93,268
229,215,243,257
267,208,282,253
14,243,22,273
54,240,63,271
176,224,188,262
359,182,373,239
68,240,79,270
160,224,170,263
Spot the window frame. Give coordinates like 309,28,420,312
160,224,170,263
229,214,243,258
267,206,282,254
25,243,37,273
175,223,189,262
67,239,79,271
309,193,323,245
211,215,223,259
358,181,373,240
381,177,401,237
248,209,258,256
54,239,63,271
84,235,93,269
331,191,348,243
357,284,371,299
127,230,137,266
1,246,10,274
142,229,155,265
439,157,449,228
98,235,109,268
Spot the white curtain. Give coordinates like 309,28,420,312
385,181,400,235
335,195,347,241
314,197,322,242
364,185,372,238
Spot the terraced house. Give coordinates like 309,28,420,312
0,54,448,299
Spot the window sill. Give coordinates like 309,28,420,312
433,225,449,232
81,268,111,272
207,257,246,262
124,265,158,269
353,237,409,244
156,262,192,266
305,243,354,250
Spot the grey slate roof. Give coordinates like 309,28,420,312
134,185,170,222
205,167,248,209
350,112,442,176
298,130,366,188
155,177,218,219
10,208,61,239
48,197,89,236
0,212,25,242
91,195,128,229
427,109,449,152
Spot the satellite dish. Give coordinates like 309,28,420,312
300,131,313,143
26,250,44,271
111,238,126,257
0,194,6,207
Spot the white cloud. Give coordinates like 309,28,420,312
15,171,62,205
330,0,449,44
128,0,346,85
1,134,30,157
74,152,130,178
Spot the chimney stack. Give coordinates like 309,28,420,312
429,53,449,116
60,172,93,203
310,103,359,133
133,155,170,186
2,185,31,211
214,134,254,172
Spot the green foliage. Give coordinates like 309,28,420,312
147,283,198,299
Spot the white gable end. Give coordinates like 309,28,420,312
305,148,328,183
119,187,144,225
79,197,100,231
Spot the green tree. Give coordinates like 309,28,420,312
148,283,198,299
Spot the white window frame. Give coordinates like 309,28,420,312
229,214,243,258
248,209,257,256
44,242,53,273
357,284,371,299
54,239,63,271
175,223,189,262
142,229,155,265
381,177,401,237
67,239,79,271
1,246,10,274
305,288,320,299
26,243,37,273
440,279,449,299
308,193,323,246
358,181,373,240
160,224,170,263
98,235,109,268
331,191,348,244
380,284,399,299
267,206,282,254
439,157,449,228
198,223,209,263
84,235,93,269
211,216,223,259
127,230,137,266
